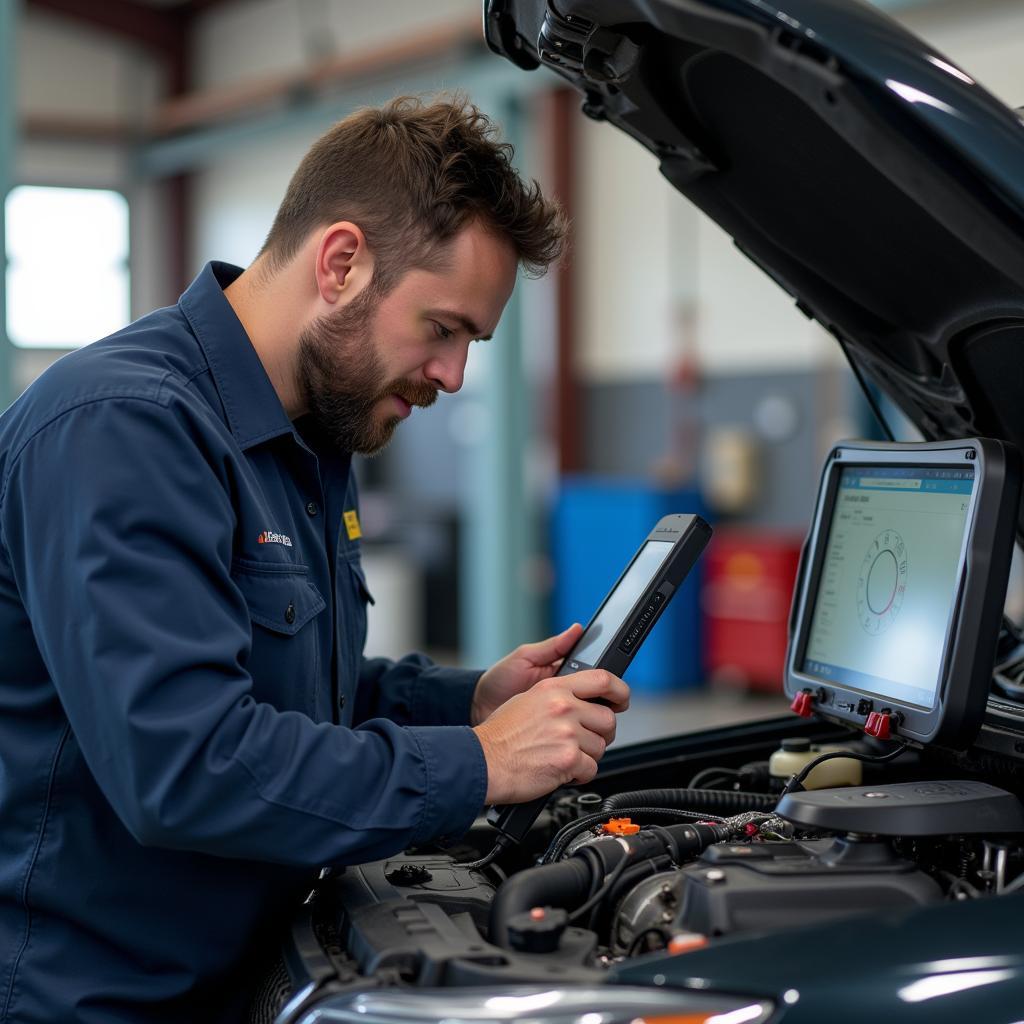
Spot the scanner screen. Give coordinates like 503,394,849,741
570,540,674,666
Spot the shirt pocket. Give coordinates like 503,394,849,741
231,559,327,717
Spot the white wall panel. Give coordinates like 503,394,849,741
899,0,1024,109
694,216,839,374
573,0,1024,382
193,0,479,91
10,10,167,397
18,9,163,122
189,0,485,270
575,113,680,381
183,0,1024,381
574,107,838,380
189,124,322,271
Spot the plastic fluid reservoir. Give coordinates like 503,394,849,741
769,737,862,789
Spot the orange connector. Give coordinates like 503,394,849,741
601,817,641,836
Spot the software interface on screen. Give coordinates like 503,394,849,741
802,465,974,709
570,540,674,666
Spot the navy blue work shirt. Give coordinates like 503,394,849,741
0,262,488,1023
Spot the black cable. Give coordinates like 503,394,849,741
592,854,675,938
784,741,910,794
542,806,727,864
458,834,511,870
601,788,777,815
569,843,604,933
574,843,607,905
949,877,982,900
688,767,742,789
627,926,670,957
567,853,633,923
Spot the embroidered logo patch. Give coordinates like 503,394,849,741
343,510,362,540
257,530,293,547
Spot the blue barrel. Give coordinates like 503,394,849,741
552,479,706,692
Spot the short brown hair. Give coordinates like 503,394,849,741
259,94,566,291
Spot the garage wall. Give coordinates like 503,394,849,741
574,0,1024,386
187,0,481,276
10,8,168,398
193,0,478,92
570,0,1024,528
574,113,841,383
184,0,1024,382
900,0,1024,108
177,0,1024,537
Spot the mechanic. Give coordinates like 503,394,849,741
0,96,629,1023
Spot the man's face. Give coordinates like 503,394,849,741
298,220,518,455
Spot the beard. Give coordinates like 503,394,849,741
296,286,438,455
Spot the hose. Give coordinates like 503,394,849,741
602,788,778,815
491,821,727,949
589,853,674,936
489,849,607,948
543,807,727,864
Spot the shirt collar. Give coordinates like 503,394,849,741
179,261,295,451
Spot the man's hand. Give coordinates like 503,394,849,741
472,669,630,804
471,623,593,725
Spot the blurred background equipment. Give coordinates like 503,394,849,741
553,479,706,692
703,531,803,692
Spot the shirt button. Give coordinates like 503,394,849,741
338,695,346,710
285,603,296,625
306,501,319,517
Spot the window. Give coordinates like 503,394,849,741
5,185,129,348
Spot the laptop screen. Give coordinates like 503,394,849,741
801,464,974,710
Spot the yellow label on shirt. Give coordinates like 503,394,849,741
343,510,362,540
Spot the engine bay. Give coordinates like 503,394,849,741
253,716,1024,1023
253,439,1024,1022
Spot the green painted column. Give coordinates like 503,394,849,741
459,92,540,669
0,0,17,410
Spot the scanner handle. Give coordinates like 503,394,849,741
486,795,549,844
486,695,611,843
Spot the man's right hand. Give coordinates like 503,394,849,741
472,670,630,805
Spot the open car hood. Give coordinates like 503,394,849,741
486,0,1024,524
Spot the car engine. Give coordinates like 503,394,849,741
250,719,1024,1023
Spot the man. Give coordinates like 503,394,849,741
0,96,629,1022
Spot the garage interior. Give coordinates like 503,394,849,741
4,0,1024,742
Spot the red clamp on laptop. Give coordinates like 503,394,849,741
790,689,814,718
865,710,892,740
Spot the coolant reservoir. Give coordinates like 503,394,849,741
769,737,862,789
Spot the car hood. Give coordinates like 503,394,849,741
609,892,1024,1020
486,0,1024,522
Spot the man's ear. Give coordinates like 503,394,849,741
314,221,374,305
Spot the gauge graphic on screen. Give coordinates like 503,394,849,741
857,529,908,635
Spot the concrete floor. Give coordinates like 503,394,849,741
611,687,791,748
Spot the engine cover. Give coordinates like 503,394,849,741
672,837,942,937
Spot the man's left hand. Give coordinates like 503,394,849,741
471,623,588,726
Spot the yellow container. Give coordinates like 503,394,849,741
769,738,863,789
